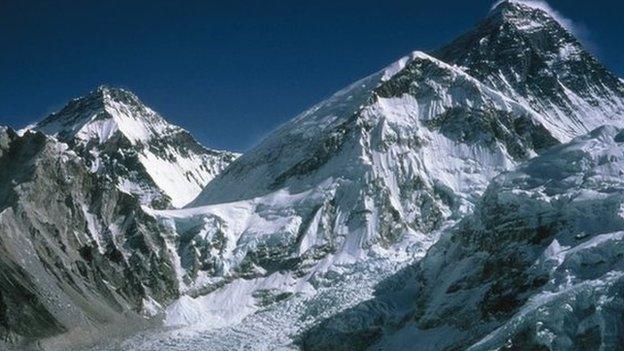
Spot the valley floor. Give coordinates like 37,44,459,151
76,242,431,351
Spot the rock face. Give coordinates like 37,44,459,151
34,86,238,208
0,127,179,346
302,125,624,351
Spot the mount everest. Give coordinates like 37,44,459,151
1,1,624,350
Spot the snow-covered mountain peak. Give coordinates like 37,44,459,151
97,85,151,112
167,40,562,329
480,0,583,61
192,49,556,205
35,85,176,146
435,1,624,142
32,86,238,208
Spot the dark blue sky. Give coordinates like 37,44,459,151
1,1,622,151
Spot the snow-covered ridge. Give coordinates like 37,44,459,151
382,51,431,81
151,4,624,344
192,50,554,206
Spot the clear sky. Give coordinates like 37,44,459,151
1,0,622,152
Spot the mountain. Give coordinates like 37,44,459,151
152,0,624,332
166,49,558,311
2,1,624,350
303,125,624,350
33,86,238,208
0,86,237,347
0,127,179,348
147,0,624,345
434,1,624,141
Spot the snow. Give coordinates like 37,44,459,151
16,123,36,136
557,42,579,61
461,1,624,145
470,270,624,351
381,51,430,81
164,271,314,328
81,204,105,254
151,186,328,291
141,297,163,318
102,97,163,144
74,114,120,144
539,238,568,267
117,178,163,208
36,87,167,146
138,147,220,207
